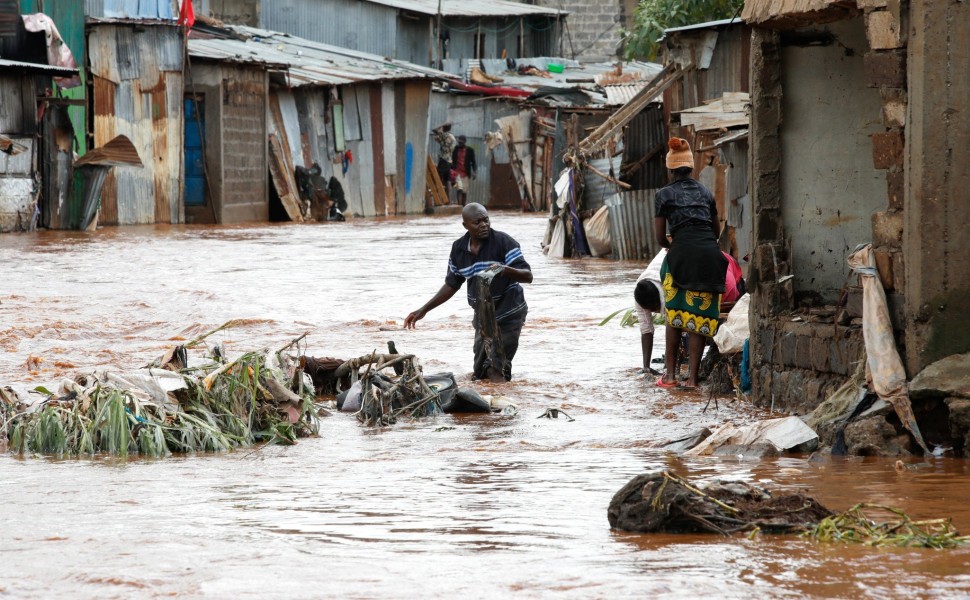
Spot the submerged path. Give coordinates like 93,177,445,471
0,213,968,598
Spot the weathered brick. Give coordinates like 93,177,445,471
891,250,905,291
845,287,864,318
886,170,904,211
780,332,797,367
880,88,907,127
756,208,784,242
874,247,894,289
866,10,903,50
811,336,831,372
872,210,904,246
759,327,775,364
857,0,888,8
865,50,906,88
872,129,904,170
795,335,814,370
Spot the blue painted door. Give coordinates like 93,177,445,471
184,97,206,206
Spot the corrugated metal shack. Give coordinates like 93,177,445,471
258,0,565,67
188,25,447,218
661,18,752,266
429,58,665,214
0,58,79,232
87,17,185,226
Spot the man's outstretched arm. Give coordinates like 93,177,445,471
404,284,460,328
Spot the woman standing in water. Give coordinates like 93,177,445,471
654,137,728,389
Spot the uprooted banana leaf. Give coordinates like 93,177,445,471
0,325,323,457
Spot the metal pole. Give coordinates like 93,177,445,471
436,0,443,68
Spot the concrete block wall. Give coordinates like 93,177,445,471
533,0,624,62
750,321,865,415
747,10,910,413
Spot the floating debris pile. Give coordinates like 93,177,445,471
323,346,495,426
802,503,970,549
0,324,322,457
610,471,970,548
608,470,832,535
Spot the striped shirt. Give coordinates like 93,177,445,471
445,229,529,324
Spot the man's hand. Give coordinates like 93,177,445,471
404,309,426,329
483,262,505,276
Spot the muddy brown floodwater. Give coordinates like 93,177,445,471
1,213,969,599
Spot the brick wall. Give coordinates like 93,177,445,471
221,67,267,218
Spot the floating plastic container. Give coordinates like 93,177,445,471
547,63,564,73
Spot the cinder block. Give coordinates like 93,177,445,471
874,247,895,289
872,130,904,170
872,210,904,247
866,10,903,50
887,170,904,210
865,50,906,88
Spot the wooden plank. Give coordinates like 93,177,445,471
426,154,448,207
579,63,683,157
267,134,305,222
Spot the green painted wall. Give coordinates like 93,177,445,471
21,0,87,155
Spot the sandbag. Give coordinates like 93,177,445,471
585,205,612,257
713,293,750,354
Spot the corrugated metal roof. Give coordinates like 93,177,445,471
363,0,564,17
442,57,662,106
663,17,743,34
75,134,143,167
100,0,176,20
188,26,450,86
0,58,78,76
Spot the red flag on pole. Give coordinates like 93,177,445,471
178,0,195,27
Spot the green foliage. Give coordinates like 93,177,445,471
623,0,744,60
599,307,666,328
1,351,321,459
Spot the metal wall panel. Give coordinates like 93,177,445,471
0,75,33,134
0,137,33,175
402,80,430,213
624,103,667,190
584,155,623,212
381,83,397,175
428,91,523,208
101,0,177,19
606,190,658,261
261,0,398,58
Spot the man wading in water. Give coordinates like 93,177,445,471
404,204,532,382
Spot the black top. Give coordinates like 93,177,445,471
445,229,529,325
655,178,717,236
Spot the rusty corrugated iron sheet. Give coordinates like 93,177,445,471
663,21,751,113
75,134,143,167
605,191,659,261
742,0,859,28
188,26,448,86
89,23,183,226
